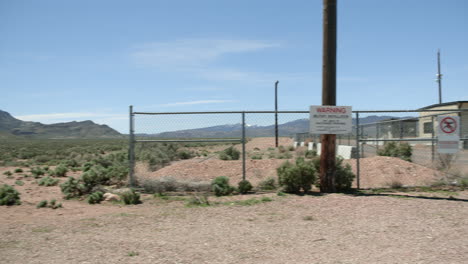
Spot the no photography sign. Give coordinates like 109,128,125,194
437,115,460,154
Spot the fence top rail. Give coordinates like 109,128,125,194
135,139,242,143
132,109,468,115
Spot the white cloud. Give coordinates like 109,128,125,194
158,100,236,107
131,38,279,68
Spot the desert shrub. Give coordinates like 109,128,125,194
141,177,211,193
0,184,21,206
313,157,355,192
120,189,141,205
49,199,62,209
14,168,23,173
87,191,104,204
277,157,316,193
460,176,468,188
30,167,45,178
257,177,277,191
34,155,52,164
237,180,253,194
278,145,287,153
15,180,24,186
211,176,235,196
277,152,293,159
378,142,412,162
219,146,240,160
37,199,62,209
305,150,317,159
186,194,210,207
52,165,68,177
3,171,12,176
81,166,111,192
334,157,355,192
251,154,263,160
36,200,48,208
177,150,194,160
38,176,60,187
288,146,295,151
60,177,85,199
62,159,79,168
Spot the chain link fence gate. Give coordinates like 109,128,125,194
128,106,468,190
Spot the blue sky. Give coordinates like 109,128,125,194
1,0,467,133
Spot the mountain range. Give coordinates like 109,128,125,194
0,110,122,139
145,115,410,138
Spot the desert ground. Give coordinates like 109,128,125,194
1,137,468,264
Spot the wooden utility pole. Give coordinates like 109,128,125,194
320,0,337,193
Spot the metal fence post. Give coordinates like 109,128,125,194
129,105,136,187
431,115,435,162
242,112,246,181
355,112,360,190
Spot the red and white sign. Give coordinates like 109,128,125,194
437,115,460,154
310,105,352,134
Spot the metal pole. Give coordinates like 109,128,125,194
437,49,442,104
356,112,360,190
376,123,379,150
129,105,136,187
431,116,435,162
319,0,337,193
275,80,279,148
242,112,246,181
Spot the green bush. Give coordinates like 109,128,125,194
277,157,316,193
219,147,240,160
37,199,62,209
15,180,24,186
250,154,263,160
30,167,45,178
237,180,253,194
36,200,48,208
257,177,277,191
53,165,68,177
334,157,355,192
87,191,104,204
38,176,60,187
60,177,85,199
211,176,235,196
0,184,21,206
378,142,412,162
3,171,12,176
120,189,141,205
14,168,23,173
177,150,194,160
305,150,317,159
312,156,355,192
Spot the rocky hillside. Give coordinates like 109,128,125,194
0,110,122,139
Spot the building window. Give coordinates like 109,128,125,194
423,122,433,134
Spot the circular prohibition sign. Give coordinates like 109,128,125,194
440,117,457,134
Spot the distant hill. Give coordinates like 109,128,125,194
0,110,122,139
143,115,414,138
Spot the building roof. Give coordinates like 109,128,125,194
419,101,468,110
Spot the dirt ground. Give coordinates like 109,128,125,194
1,171,467,264
1,137,467,263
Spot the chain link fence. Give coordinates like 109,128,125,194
129,107,468,190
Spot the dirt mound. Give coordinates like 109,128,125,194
344,156,442,188
137,156,443,189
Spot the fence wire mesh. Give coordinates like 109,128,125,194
129,108,468,191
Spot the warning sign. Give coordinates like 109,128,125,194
309,105,352,134
437,116,460,154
